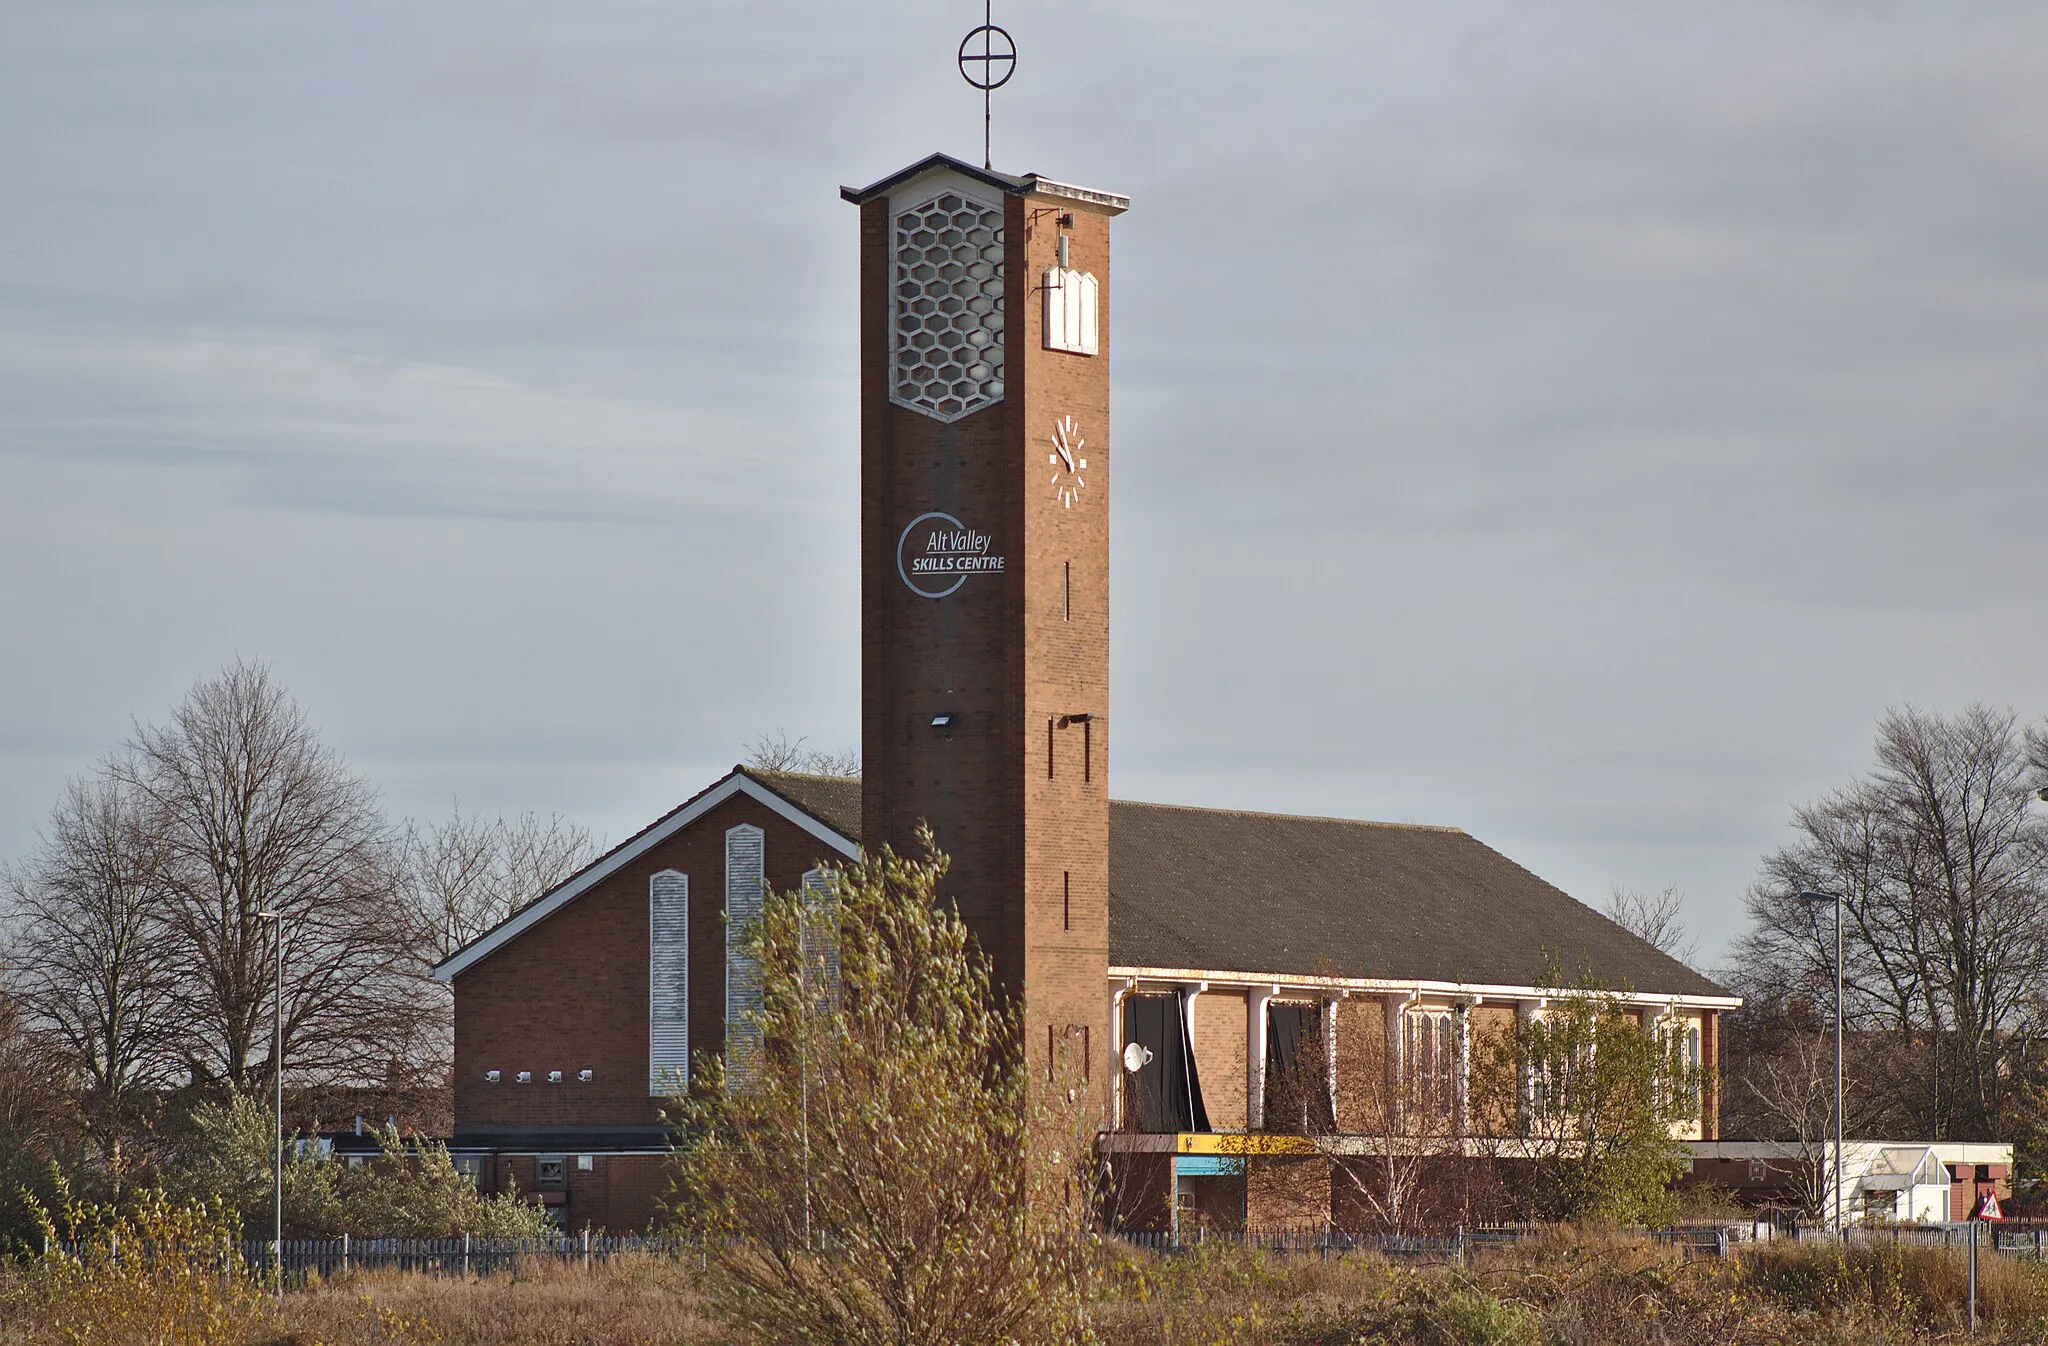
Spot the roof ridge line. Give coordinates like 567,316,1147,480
1109,797,1468,834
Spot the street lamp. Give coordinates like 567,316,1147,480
257,910,285,1292
1798,890,1845,1239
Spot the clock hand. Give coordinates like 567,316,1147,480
1053,436,1075,473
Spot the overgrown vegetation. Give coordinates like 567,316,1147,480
664,827,1098,1345
7,1228,2046,1344
162,1093,554,1240
1468,963,1703,1225
2,1189,265,1346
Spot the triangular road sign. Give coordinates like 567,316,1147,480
1972,1191,2004,1222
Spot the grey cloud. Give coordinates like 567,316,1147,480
4,1,2047,961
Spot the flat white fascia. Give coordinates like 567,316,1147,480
1021,175,1131,214
1688,1140,2014,1162
432,773,858,981
1106,965,1740,1011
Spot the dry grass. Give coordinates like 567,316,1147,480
1093,1228,2048,1345
11,1232,2048,1345
259,1254,722,1346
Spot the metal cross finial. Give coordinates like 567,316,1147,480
958,0,1016,171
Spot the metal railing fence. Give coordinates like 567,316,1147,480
48,1220,2038,1286
50,1233,695,1290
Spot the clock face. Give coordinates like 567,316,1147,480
1047,415,1088,509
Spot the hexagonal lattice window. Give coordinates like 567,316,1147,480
892,190,1004,422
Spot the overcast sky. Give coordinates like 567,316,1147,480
4,1,2044,966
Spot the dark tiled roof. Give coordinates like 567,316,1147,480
723,772,1724,999
739,767,863,841
1105,801,1726,998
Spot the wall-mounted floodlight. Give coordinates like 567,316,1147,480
931,713,955,728
516,1071,532,1084
547,1070,563,1084
485,1070,500,1083
579,1069,594,1082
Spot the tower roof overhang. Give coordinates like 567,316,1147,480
839,151,1128,214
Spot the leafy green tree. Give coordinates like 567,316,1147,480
666,827,1098,1346
1472,964,1702,1225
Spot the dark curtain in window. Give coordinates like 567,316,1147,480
1179,988,1212,1133
1263,1002,1336,1134
1121,993,1210,1133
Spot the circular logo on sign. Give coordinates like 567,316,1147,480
898,512,1005,599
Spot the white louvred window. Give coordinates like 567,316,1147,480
800,868,840,1014
647,869,688,1096
1041,267,1099,356
724,824,766,1090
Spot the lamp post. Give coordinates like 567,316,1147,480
257,910,284,1292
1798,890,1845,1238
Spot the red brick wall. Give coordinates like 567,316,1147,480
1332,998,1389,1134
1246,1158,1331,1230
483,1153,671,1232
1189,991,1249,1131
1106,1152,1172,1232
451,792,847,1131
858,171,1119,1113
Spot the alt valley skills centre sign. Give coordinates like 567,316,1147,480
897,512,1007,598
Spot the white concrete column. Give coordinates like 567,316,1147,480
1454,1002,1473,1135
1384,993,1413,1131
1322,997,1339,1128
1109,984,1130,1130
1247,987,1274,1130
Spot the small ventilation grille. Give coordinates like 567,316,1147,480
892,191,1005,422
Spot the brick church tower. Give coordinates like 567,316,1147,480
842,155,1126,1101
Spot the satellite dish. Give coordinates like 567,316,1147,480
1122,1042,1154,1074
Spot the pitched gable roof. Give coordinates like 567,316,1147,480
1104,800,1726,998
740,768,862,842
433,769,1725,999
429,767,857,981
838,152,1131,214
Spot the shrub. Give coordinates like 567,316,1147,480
2,1187,264,1345
666,828,1100,1345
164,1093,553,1239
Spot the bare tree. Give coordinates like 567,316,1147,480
3,773,178,1120
1327,1015,1472,1234
745,729,860,778
1716,993,1852,1218
0,982,82,1240
1605,885,1698,969
1732,704,2048,1140
399,805,596,964
113,660,424,1094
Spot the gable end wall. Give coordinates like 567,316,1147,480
451,794,844,1133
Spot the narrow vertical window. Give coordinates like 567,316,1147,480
1083,718,1092,783
1047,718,1056,779
648,870,688,1095
1063,871,1071,931
1063,562,1071,621
724,825,766,1090
800,868,839,1013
